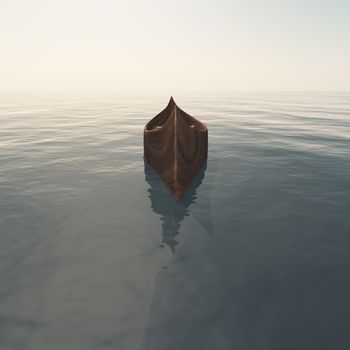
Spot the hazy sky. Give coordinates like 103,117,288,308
1,0,349,93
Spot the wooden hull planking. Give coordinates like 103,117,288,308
144,97,208,201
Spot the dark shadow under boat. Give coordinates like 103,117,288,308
144,160,210,253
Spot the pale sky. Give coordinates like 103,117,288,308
1,0,349,93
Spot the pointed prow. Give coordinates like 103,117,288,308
169,96,176,107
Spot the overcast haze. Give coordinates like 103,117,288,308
1,0,349,93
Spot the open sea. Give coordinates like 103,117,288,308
0,92,350,350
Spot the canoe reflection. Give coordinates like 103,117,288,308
144,160,207,253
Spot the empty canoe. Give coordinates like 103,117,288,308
144,97,208,201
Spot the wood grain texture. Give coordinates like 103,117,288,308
144,97,208,201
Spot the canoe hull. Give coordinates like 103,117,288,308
144,98,208,201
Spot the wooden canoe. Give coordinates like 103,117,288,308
144,97,208,201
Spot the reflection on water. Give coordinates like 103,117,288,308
144,160,208,253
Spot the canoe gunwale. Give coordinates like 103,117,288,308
145,103,207,134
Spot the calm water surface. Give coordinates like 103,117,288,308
1,93,350,349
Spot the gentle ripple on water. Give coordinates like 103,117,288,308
0,92,350,349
